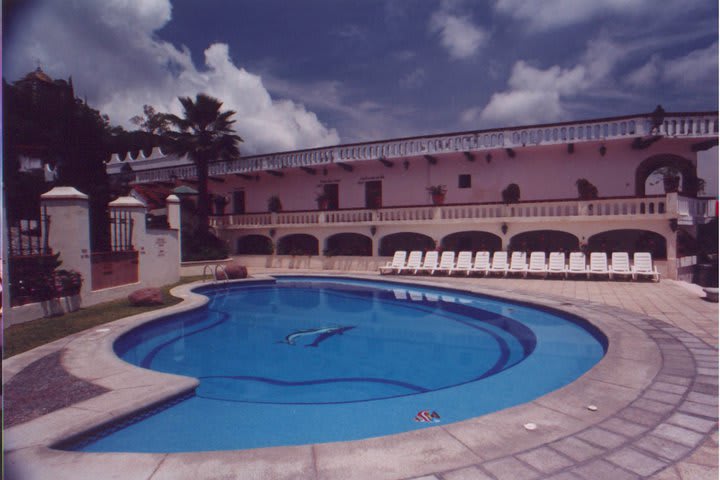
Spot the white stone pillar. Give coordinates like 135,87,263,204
166,194,181,230
108,196,147,249
40,187,92,297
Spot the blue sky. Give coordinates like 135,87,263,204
4,0,718,155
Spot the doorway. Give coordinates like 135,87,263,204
365,181,382,209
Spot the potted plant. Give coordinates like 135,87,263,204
652,167,705,195
267,195,282,213
427,185,447,205
316,191,330,210
501,183,521,204
575,178,599,200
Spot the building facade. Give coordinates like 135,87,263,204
107,111,718,279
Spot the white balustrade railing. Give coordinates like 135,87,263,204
211,195,716,229
115,113,718,183
677,195,712,217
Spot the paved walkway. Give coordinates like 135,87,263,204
3,273,717,479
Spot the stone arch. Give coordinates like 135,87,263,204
587,229,666,259
277,234,319,255
236,235,272,254
508,230,580,253
325,233,372,256
635,154,697,196
379,232,435,256
441,231,502,252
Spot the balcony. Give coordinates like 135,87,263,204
211,194,715,230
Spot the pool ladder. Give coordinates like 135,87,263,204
203,264,229,283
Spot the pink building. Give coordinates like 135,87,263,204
107,111,718,279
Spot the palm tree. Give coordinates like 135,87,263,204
165,94,243,235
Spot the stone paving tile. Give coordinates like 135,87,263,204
516,446,574,474
695,374,718,385
678,401,719,419
691,383,717,395
617,406,665,426
410,476,439,480
571,459,640,480
606,446,669,476
652,382,690,395
642,390,685,405
576,427,627,449
634,435,692,461
666,412,718,433
549,437,605,462
653,424,706,447
542,473,584,480
686,392,718,406
481,457,540,480
600,417,649,437
631,398,676,415
654,374,692,386
441,466,494,480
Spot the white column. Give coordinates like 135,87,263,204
40,187,92,297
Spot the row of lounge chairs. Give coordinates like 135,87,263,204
379,250,660,281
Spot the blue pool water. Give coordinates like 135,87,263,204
72,277,606,452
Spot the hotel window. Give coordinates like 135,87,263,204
458,174,471,189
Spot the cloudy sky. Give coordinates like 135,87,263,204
4,0,718,155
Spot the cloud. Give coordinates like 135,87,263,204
473,34,633,126
429,10,488,59
625,55,663,88
399,68,426,89
4,0,339,155
662,42,718,88
495,0,649,31
624,43,718,91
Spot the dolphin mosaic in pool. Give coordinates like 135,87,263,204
278,325,356,347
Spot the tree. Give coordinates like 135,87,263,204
163,94,243,235
130,104,171,135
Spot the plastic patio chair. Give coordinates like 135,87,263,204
609,252,633,280
452,251,473,275
587,252,611,279
416,251,439,275
507,251,528,277
632,252,660,282
399,251,423,274
469,251,490,276
547,252,566,277
487,251,509,276
527,252,548,278
379,251,407,275
434,251,456,275
566,252,588,278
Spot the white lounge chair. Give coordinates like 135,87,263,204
488,251,509,276
588,252,611,279
380,251,406,275
508,251,528,277
434,251,456,275
566,252,588,278
452,251,473,275
609,252,633,280
527,252,548,277
399,251,423,274
416,251,439,275
547,252,566,277
632,252,660,282
469,251,490,276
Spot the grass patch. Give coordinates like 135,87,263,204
3,276,205,359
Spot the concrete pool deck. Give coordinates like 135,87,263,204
3,272,718,480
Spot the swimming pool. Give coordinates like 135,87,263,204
71,276,606,452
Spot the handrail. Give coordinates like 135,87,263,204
110,112,718,183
